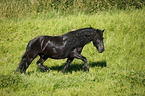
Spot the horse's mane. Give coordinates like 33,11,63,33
63,27,96,37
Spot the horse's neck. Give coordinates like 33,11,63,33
66,31,95,47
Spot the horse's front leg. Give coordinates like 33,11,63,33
71,52,89,72
62,58,74,73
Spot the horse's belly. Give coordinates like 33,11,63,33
43,46,67,59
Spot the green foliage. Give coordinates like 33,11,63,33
0,7,145,96
0,0,144,18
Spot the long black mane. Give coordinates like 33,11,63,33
63,27,96,42
64,27,96,36
64,27,96,45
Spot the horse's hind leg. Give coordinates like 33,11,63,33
36,54,48,72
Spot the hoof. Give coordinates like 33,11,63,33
62,70,65,74
43,69,49,72
83,67,89,72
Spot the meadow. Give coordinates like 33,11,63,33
0,2,145,96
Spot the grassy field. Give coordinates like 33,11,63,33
0,8,145,95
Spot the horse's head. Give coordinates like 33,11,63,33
93,29,105,53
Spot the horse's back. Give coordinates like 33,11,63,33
27,36,51,52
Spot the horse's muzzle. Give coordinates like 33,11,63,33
98,46,104,53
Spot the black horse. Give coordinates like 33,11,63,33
16,27,105,73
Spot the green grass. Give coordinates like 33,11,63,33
0,8,145,96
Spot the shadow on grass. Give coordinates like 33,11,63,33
37,61,107,73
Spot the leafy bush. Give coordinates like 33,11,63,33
0,0,144,18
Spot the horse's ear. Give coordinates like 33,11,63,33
102,29,105,32
96,29,99,33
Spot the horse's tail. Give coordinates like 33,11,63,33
16,40,37,73
16,50,29,73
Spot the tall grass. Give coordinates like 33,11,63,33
0,8,145,95
0,0,144,18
